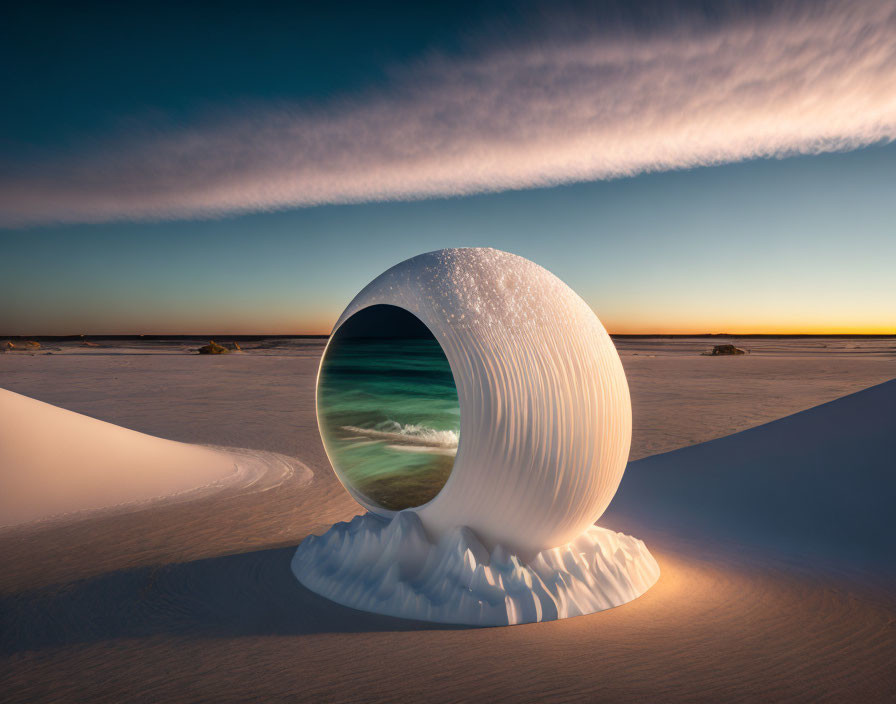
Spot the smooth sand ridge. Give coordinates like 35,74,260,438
605,377,896,580
0,388,238,526
1,379,894,702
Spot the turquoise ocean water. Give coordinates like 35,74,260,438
317,337,460,511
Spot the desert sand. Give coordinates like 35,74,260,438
0,389,243,525
1,338,894,702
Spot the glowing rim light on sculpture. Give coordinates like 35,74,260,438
294,247,659,626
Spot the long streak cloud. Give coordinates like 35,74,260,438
2,0,895,226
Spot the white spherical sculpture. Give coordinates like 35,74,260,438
294,248,658,626
323,247,631,556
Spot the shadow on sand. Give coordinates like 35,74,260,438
1,545,467,656
6,380,895,657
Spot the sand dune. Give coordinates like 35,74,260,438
0,389,242,526
606,379,896,581
0,389,309,527
0,351,893,702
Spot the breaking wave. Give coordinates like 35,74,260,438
341,421,459,450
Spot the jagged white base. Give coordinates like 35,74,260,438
291,511,660,626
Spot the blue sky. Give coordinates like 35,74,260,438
1,1,894,334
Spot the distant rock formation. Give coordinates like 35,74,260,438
232,341,242,351
708,344,746,356
26,341,41,349
198,340,229,355
4,341,15,350
80,341,100,347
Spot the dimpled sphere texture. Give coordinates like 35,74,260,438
320,247,632,556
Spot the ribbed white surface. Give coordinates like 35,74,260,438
293,511,659,626
321,248,632,556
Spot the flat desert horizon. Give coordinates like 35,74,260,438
1,336,894,702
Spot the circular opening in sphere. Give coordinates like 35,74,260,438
317,304,460,512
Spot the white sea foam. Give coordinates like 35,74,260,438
385,444,457,457
341,421,459,450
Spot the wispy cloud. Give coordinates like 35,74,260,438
2,0,895,226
